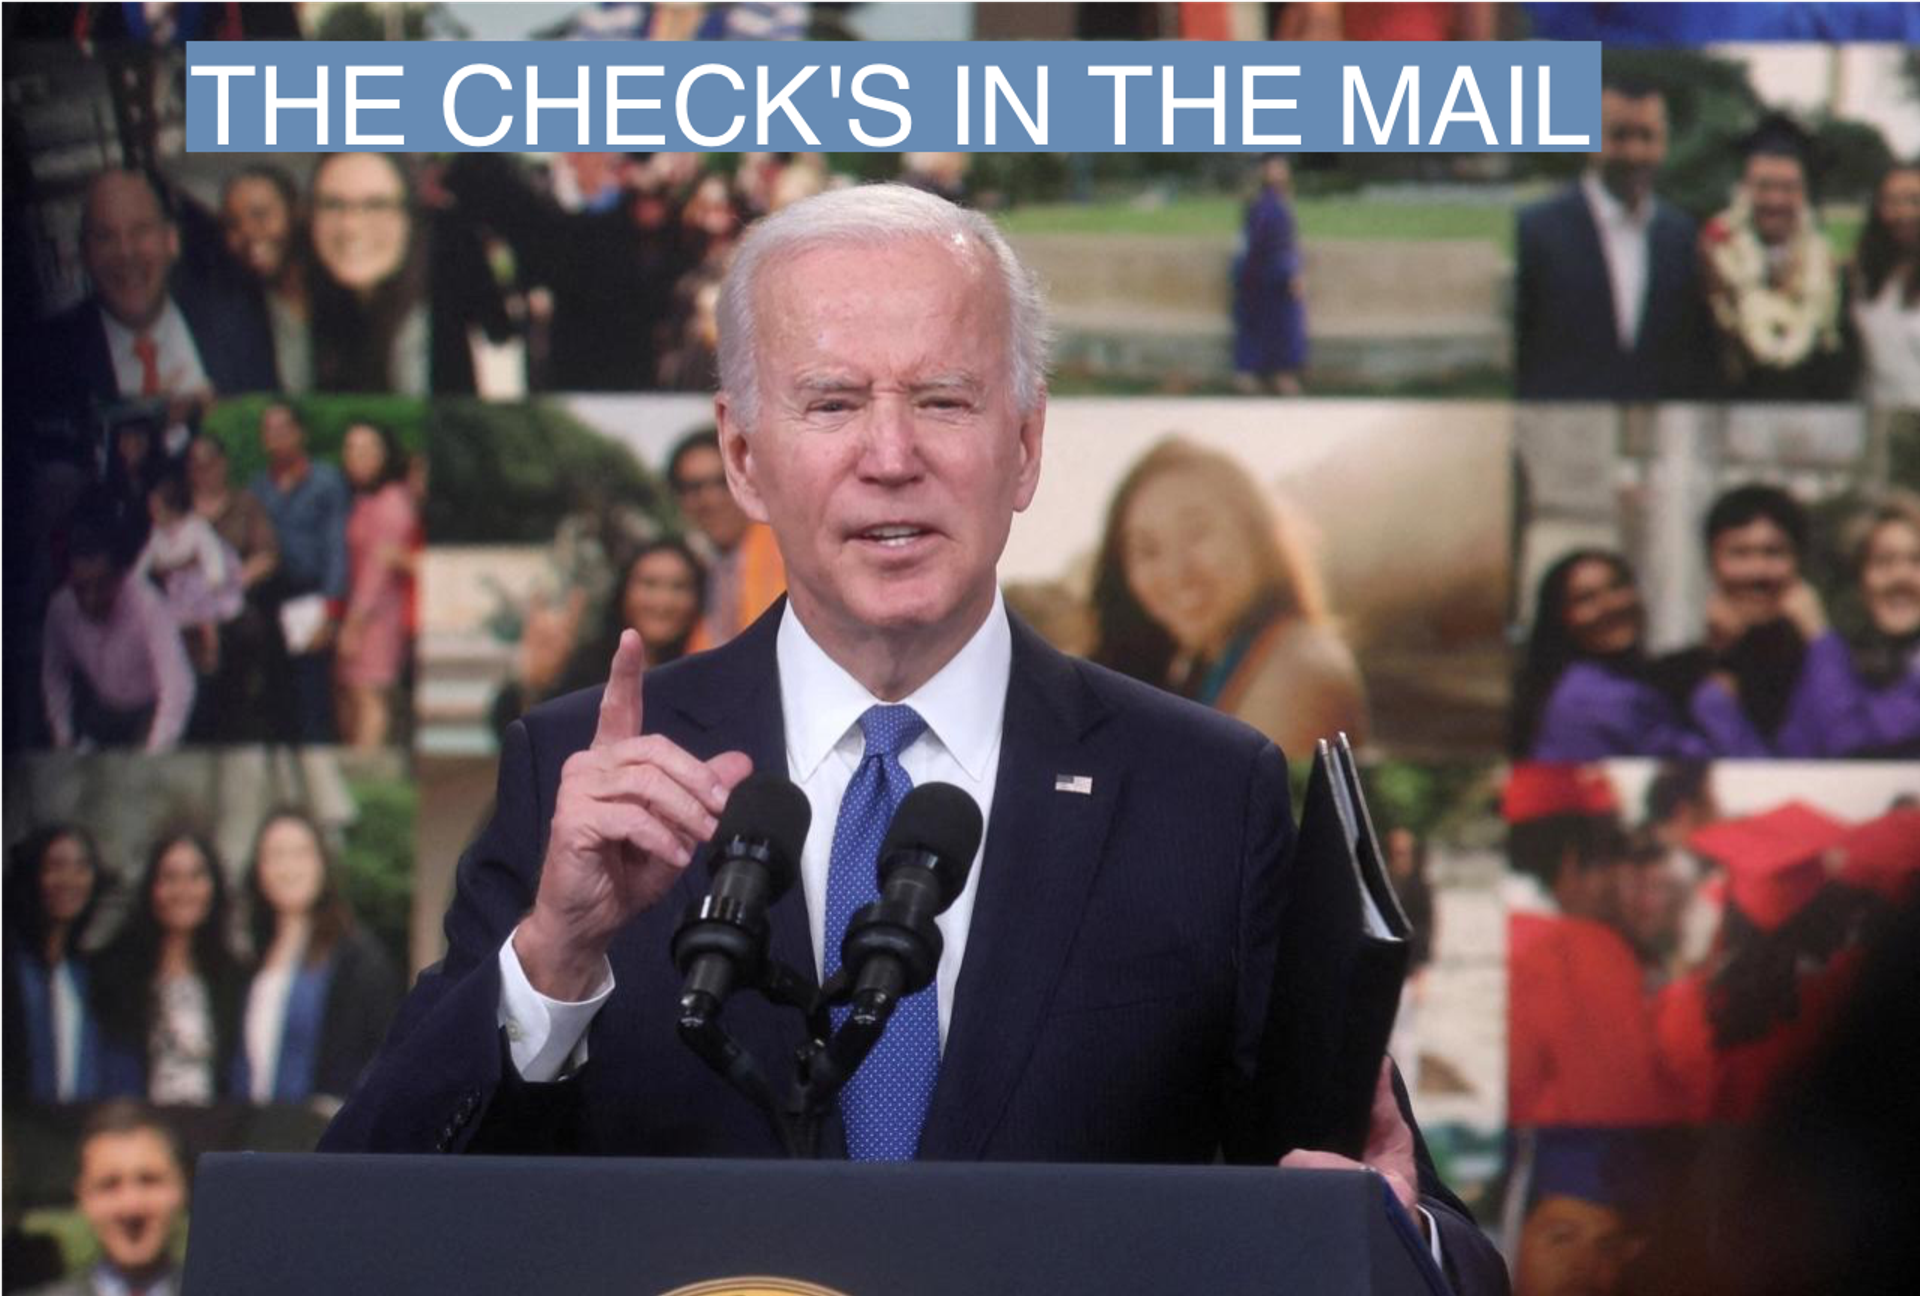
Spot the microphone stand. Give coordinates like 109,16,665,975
677,819,968,1159
785,968,901,1160
677,955,902,1160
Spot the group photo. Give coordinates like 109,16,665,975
8,396,425,754
3,743,413,1279
1514,405,1920,760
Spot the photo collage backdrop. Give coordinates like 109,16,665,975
4,5,1918,1292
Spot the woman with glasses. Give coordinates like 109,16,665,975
308,152,431,395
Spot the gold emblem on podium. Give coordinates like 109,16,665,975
658,1279,852,1296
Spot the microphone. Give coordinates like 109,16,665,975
838,782,984,1023
671,772,811,1029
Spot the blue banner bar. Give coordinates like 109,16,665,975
186,40,1599,153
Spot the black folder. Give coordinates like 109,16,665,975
1247,733,1413,1161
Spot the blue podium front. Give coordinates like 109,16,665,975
182,1154,1451,1295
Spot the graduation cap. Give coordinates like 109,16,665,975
1742,112,1814,164
1688,801,1848,931
1503,764,1620,824
1834,808,1920,904
1740,111,1823,196
1527,1129,1656,1221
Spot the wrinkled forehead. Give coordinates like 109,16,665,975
750,235,1010,375
756,232,1001,313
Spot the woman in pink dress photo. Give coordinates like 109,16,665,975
337,421,418,749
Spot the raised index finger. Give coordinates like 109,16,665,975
593,629,646,750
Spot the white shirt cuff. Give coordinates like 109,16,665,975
496,928,614,1082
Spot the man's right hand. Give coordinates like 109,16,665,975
514,630,753,1000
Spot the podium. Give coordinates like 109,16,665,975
182,1154,1451,1295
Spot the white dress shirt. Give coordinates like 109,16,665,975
100,299,209,398
243,962,296,1104
1581,172,1655,351
51,959,85,1100
499,593,1011,1080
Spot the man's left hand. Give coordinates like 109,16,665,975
1279,1059,1424,1237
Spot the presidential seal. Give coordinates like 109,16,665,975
658,1279,852,1296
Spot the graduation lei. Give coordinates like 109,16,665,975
1702,193,1843,371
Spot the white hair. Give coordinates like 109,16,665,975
715,182,1051,429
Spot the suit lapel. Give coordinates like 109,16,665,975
1562,193,1626,350
85,302,118,397
654,600,810,984
651,600,838,1146
918,618,1120,1159
1639,206,1688,359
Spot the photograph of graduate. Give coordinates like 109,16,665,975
1499,1126,1697,1296
1512,47,1920,406
2,34,519,427
6,395,424,754
1,748,414,1254
1024,401,1510,761
4,745,412,1122
1503,758,1920,1132
418,395,1509,764
1513,405,1920,761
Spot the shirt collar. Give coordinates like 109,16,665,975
98,297,184,351
90,1262,177,1296
777,589,1011,784
1581,171,1653,230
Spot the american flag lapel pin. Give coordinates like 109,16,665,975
1054,774,1094,795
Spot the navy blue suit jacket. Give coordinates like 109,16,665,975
1514,183,1713,400
322,603,1505,1293
34,279,278,417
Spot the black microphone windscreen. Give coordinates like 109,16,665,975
879,782,984,905
711,772,812,887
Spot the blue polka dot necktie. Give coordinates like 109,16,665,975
824,703,938,1161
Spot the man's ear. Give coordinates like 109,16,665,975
1011,391,1047,514
714,393,769,523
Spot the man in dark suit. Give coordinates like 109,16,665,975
1514,77,1713,400
36,168,277,419
323,185,1505,1294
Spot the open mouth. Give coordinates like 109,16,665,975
856,524,933,550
